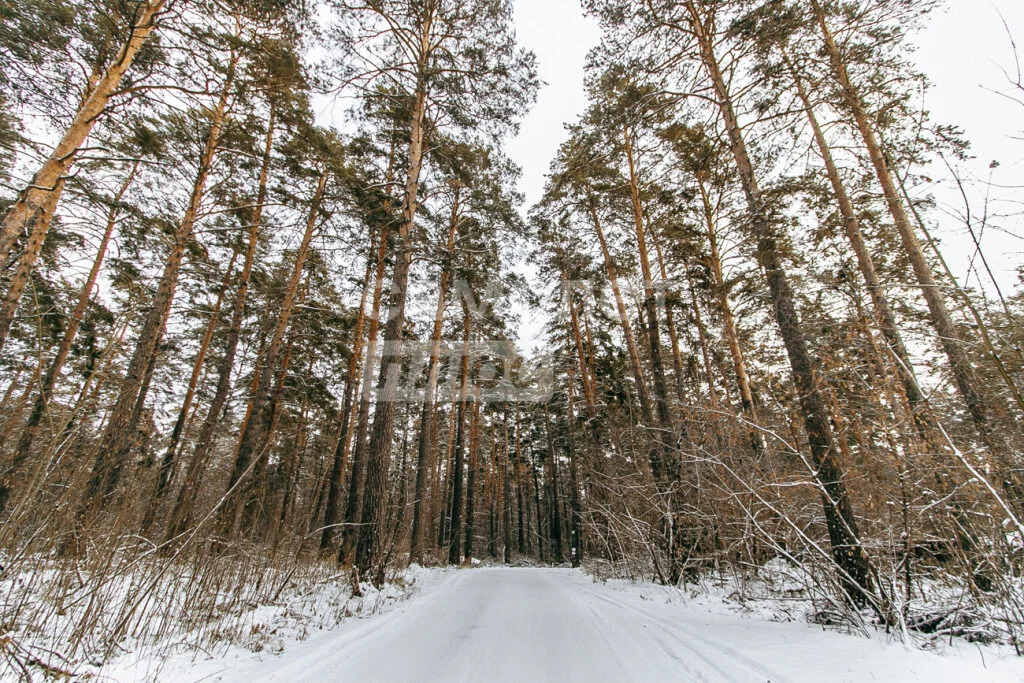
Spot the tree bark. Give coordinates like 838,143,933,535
320,231,376,550
788,55,937,445
648,221,687,403
686,271,720,411
502,412,513,563
542,404,563,563
697,181,763,457
531,446,545,562
586,191,657,442
623,125,675,476
339,224,391,564
515,405,526,554
564,370,584,567
153,247,239,506
464,393,481,563
0,189,63,351
437,388,459,552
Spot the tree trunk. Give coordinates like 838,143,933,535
0,0,166,334
531,447,545,562
565,367,584,567
220,170,327,533
165,103,275,542
502,412,513,563
0,163,137,510
686,271,720,411
447,301,473,564
0,189,62,351
811,0,1020,503
648,222,687,403
339,225,391,565
436,389,458,551
410,188,461,563
320,228,377,551
542,405,563,563
561,261,603,461
683,1,873,605
586,191,660,469
84,52,237,514
354,27,433,579
623,126,675,475
247,287,303,534
275,357,313,543
698,180,763,457
464,394,481,564
515,405,526,555
153,247,239,505
788,55,937,445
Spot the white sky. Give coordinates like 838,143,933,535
506,0,601,208
913,0,1024,293
506,0,601,352
505,0,1024,350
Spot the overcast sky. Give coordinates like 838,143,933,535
505,0,1024,297
505,0,601,207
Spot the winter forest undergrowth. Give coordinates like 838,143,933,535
3,0,1024,679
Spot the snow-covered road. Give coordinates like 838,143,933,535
229,568,1018,682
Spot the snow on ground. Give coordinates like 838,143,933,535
91,565,453,682
107,566,1023,683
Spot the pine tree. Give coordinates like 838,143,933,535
336,0,537,582
0,0,167,351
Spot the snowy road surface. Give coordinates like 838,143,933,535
228,568,1018,682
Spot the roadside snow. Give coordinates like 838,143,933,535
94,565,453,682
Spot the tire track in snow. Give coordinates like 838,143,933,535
571,577,786,682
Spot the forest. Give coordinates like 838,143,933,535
2,0,1024,677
